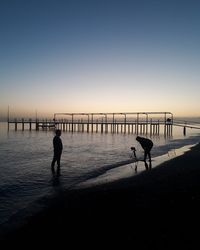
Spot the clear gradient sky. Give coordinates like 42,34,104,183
0,0,200,119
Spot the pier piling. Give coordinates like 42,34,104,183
6,111,185,136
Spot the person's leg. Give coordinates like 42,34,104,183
51,155,57,174
148,152,152,169
51,155,56,168
57,153,61,168
148,145,153,169
144,151,148,170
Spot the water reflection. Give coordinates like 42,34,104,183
51,168,61,186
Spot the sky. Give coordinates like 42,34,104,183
0,0,200,119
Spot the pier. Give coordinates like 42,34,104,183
7,112,175,136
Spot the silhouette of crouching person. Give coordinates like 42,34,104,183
51,129,63,172
136,136,153,170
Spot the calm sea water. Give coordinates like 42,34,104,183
0,120,200,231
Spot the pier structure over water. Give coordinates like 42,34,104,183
53,112,173,135
8,111,174,136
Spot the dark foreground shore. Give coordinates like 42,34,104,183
2,143,200,248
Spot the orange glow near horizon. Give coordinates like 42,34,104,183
0,103,199,121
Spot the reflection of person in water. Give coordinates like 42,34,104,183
136,136,153,170
51,129,63,173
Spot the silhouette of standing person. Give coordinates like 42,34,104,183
136,136,153,170
51,129,63,172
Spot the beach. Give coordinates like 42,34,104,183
2,143,200,248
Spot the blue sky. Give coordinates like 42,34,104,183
0,0,200,118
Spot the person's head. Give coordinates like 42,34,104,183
55,129,61,136
136,136,141,142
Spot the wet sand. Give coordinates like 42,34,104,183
2,143,200,248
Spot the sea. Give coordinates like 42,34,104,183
0,119,200,234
